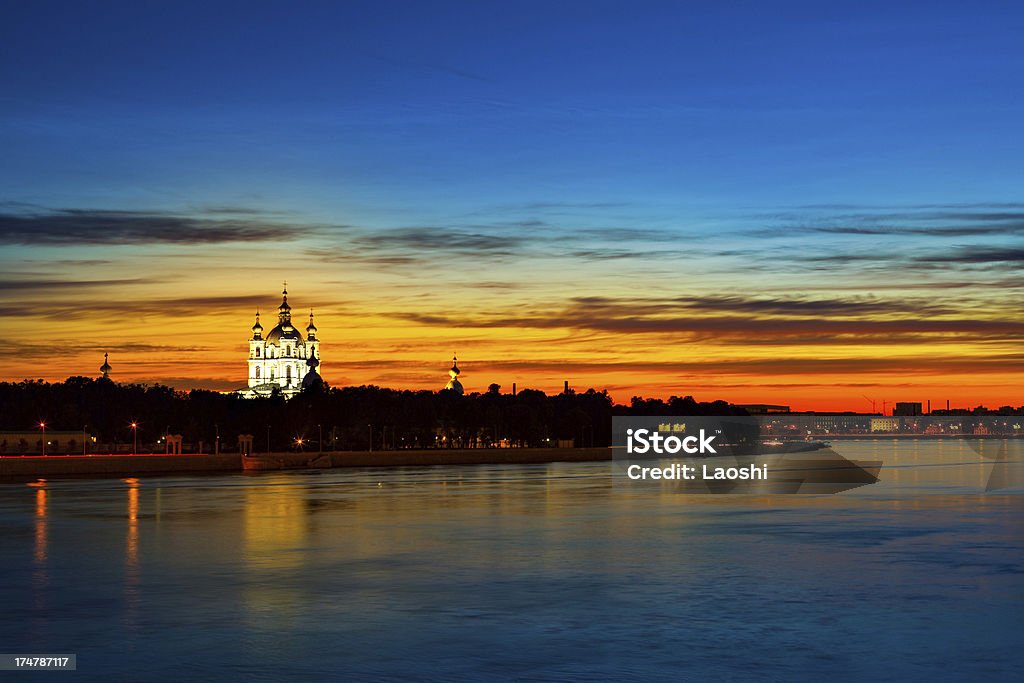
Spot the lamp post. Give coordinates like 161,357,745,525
266,424,271,455
83,425,88,455
130,422,137,455
318,423,322,454
39,421,46,456
368,423,373,452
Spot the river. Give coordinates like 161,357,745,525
0,439,1021,681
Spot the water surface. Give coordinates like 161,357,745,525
1,440,1021,681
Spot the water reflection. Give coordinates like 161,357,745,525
243,483,309,570
33,485,47,566
241,483,310,636
27,482,49,640
123,478,140,633
125,478,139,567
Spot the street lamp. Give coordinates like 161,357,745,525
39,421,46,456
130,422,138,455
318,424,322,454
368,423,373,452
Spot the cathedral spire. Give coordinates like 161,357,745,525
252,309,263,339
277,281,292,323
100,352,111,379
444,353,464,394
306,309,317,340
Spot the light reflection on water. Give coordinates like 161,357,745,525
0,440,1021,681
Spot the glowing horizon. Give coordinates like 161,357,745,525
5,241,1022,411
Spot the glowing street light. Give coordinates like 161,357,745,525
130,421,138,455
39,421,46,456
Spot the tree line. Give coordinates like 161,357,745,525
0,377,743,453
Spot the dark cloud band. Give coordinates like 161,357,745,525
0,207,310,245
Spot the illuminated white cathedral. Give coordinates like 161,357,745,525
244,284,322,398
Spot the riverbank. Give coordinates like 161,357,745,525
0,447,612,481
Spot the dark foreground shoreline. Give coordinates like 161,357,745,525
0,447,613,481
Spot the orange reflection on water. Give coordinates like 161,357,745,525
33,486,47,565
243,482,309,571
240,481,310,635
123,478,141,632
124,478,140,567
29,482,49,626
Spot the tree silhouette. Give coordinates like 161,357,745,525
0,377,763,452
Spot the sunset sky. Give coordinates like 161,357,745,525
2,1,1023,410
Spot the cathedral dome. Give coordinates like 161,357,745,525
266,323,303,343
301,351,323,391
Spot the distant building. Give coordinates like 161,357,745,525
444,354,464,395
804,413,870,433
244,285,321,399
893,402,923,416
737,404,791,414
870,417,900,432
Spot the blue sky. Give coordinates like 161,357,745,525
4,0,1023,219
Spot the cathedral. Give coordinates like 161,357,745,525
244,285,322,398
